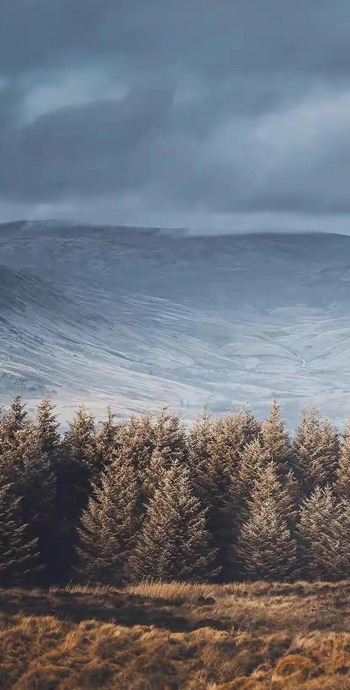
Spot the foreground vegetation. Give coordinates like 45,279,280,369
2,396,350,587
1,580,350,688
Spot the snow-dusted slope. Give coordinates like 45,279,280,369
1,221,350,426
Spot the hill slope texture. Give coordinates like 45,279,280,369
2,223,350,426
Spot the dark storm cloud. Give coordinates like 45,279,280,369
1,0,350,226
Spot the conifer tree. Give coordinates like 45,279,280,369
143,448,167,501
292,407,340,495
238,501,298,582
1,416,56,584
61,406,98,516
129,462,218,582
33,395,64,583
95,405,120,471
335,422,350,499
298,485,350,580
235,438,271,517
153,409,188,468
187,411,237,579
116,414,154,476
0,396,29,457
197,446,238,580
142,412,189,502
35,394,61,460
209,408,262,481
0,398,57,584
262,399,292,473
56,407,98,581
237,463,298,581
252,461,297,517
188,409,214,503
64,406,97,473
189,409,213,466
77,457,140,585
0,483,40,587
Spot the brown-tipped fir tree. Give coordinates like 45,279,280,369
292,407,340,495
335,422,350,499
77,457,140,585
298,485,350,581
0,483,40,587
129,461,218,583
262,399,292,473
238,462,298,581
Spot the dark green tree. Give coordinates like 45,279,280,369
57,407,98,582
0,483,40,587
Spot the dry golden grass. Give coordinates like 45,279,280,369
1,581,350,688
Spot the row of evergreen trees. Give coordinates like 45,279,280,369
1,396,350,587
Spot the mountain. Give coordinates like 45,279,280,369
1,221,350,426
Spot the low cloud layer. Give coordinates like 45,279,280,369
1,1,350,232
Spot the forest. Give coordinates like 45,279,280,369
1,396,350,588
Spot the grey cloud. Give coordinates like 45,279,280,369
2,1,350,79
1,0,350,225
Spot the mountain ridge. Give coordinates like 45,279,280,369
1,222,350,426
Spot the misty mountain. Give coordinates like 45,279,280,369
1,221,350,426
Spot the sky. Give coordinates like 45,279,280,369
1,0,350,233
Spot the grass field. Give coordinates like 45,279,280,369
1,581,350,688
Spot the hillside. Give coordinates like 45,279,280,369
1,581,350,688
2,222,350,425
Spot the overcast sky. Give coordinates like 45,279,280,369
1,1,350,233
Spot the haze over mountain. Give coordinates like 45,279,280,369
1,221,350,426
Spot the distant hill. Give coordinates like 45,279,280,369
1,221,350,426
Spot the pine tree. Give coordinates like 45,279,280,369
209,409,262,481
198,447,239,580
237,463,298,581
262,399,292,473
60,406,98,517
0,483,40,587
187,411,237,580
297,485,350,580
32,395,64,583
193,408,262,580
0,402,56,585
292,407,340,495
56,407,98,582
187,411,254,581
64,406,97,473
335,422,350,499
142,412,190,502
235,438,271,517
129,462,218,583
153,409,188,468
143,448,167,501
35,394,61,460
188,409,214,503
116,414,155,476
238,501,298,582
95,405,120,471
77,457,140,585
0,396,28,451
189,410,213,467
